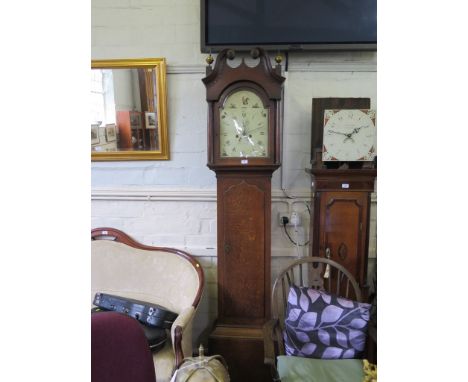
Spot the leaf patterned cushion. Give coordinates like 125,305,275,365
283,285,371,359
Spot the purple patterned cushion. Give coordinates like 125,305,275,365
283,285,371,359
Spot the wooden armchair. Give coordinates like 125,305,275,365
263,257,376,382
91,228,204,382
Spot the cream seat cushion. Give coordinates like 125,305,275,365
277,356,364,382
91,240,201,382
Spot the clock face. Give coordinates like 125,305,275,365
219,90,269,158
322,109,376,162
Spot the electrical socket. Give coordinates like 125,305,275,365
290,211,301,226
278,212,302,227
279,214,289,226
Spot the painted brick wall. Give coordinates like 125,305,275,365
91,0,377,349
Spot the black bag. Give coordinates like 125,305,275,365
93,292,178,329
91,307,167,353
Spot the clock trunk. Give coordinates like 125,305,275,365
209,172,272,381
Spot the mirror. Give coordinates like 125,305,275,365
91,58,169,160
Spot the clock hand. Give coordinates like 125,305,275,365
350,126,366,136
329,129,355,142
328,130,348,136
343,134,355,143
246,125,264,134
238,133,255,145
233,120,244,135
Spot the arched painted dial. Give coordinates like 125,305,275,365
219,90,269,158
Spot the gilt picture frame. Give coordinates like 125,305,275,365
145,112,157,130
105,124,117,142
91,58,169,161
91,125,100,145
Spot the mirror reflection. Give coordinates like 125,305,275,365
91,58,169,161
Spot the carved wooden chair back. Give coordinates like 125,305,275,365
271,256,362,356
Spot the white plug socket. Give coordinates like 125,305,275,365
278,212,302,226
290,211,301,226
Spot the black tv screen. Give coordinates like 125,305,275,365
201,0,377,52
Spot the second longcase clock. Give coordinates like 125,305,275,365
309,97,376,298
202,48,285,382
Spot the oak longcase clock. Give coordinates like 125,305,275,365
202,48,285,382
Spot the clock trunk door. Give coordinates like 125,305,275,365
318,191,369,289
217,174,270,326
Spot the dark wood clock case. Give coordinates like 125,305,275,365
202,49,285,382
308,168,376,299
308,97,376,298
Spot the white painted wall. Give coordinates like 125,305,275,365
113,69,141,111
91,0,377,349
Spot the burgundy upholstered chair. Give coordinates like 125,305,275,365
91,311,156,382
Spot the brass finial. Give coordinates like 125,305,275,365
275,53,283,64
206,54,214,65
250,48,260,59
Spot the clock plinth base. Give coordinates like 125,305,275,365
208,324,270,382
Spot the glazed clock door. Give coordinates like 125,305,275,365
317,191,369,288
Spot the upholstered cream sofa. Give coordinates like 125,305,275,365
91,228,204,382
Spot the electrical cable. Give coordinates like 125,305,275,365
293,219,301,257
304,201,311,214
282,221,309,247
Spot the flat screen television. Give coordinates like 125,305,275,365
201,0,377,52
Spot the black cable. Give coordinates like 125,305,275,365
304,201,311,215
282,222,309,247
